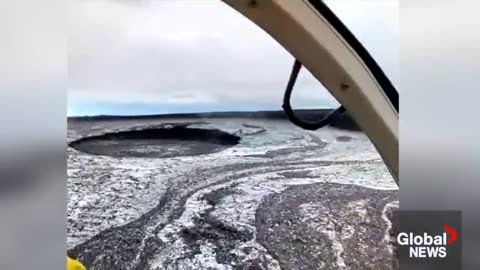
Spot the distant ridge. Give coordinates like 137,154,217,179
68,110,293,121
68,109,360,131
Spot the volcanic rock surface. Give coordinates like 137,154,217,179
67,117,398,270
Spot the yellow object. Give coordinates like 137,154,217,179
67,256,86,270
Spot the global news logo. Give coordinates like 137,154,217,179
397,225,458,258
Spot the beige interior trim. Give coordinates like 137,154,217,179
221,0,399,184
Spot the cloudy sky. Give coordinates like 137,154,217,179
68,0,398,116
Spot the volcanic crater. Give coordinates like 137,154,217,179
68,125,241,158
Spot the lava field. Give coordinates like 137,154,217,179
67,117,398,270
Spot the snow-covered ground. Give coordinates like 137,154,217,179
67,118,398,270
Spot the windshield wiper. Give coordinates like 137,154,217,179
282,59,345,131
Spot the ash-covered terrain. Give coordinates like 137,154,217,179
67,113,398,270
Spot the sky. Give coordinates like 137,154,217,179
68,0,398,116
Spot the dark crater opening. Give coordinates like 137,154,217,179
68,126,240,158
